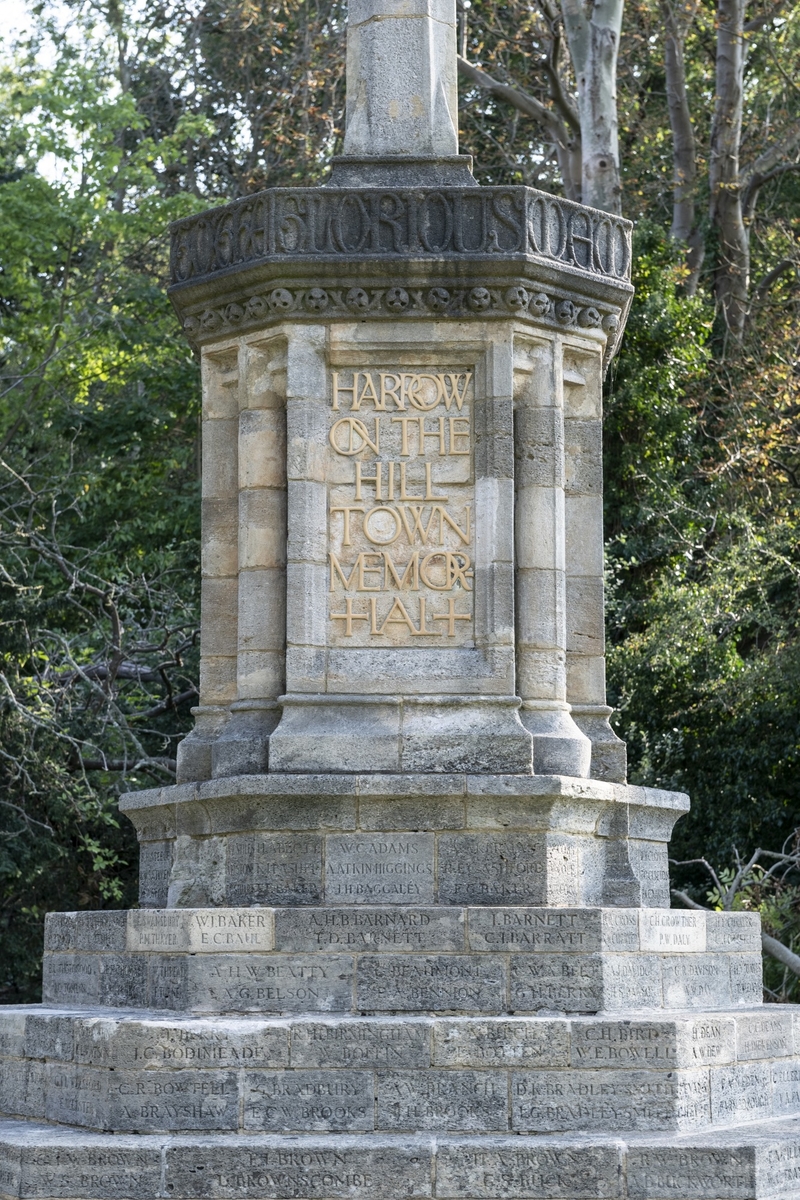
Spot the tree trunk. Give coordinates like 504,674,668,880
560,0,623,214
661,0,703,292
709,0,749,340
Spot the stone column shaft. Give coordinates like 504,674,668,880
514,335,591,777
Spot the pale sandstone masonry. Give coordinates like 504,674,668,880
3,2,800,1198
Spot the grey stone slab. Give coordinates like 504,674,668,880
509,955,602,1013
243,1070,374,1131
73,1017,289,1070
467,908,602,953
274,907,464,952
46,1065,241,1132
677,1017,737,1068
16,1136,163,1198
42,954,102,1006
730,953,764,1005
626,839,671,908
138,840,173,907
163,1136,432,1197
771,1060,800,1117
148,957,190,1010
756,1130,800,1197
225,834,324,906
433,1018,569,1068
24,1014,75,1062
706,911,762,953
736,1011,794,1061
626,1143,757,1198
290,1018,430,1068
711,1062,774,1125
357,954,506,1012
0,1059,45,1120
434,1137,622,1198
639,909,706,953
186,954,354,1013
437,834,549,905
602,955,662,1011
511,1067,711,1132
661,954,732,1009
99,955,148,1007
43,912,79,952
570,1021,679,1069
0,1012,26,1058
377,1069,508,1130
127,909,275,954
323,833,435,904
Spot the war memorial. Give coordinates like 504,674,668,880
1,1,800,1197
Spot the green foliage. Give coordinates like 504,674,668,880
606,228,800,871
0,9,206,1000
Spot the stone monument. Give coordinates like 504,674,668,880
2,2,800,1197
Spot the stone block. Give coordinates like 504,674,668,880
73,1017,289,1070
466,908,638,954
225,834,323,906
274,907,464,952
186,955,354,1013
602,955,661,1010
711,1062,773,1125
42,955,102,1007
626,1143,757,1198
432,1018,569,1068
148,958,189,1011
509,955,602,1013
661,954,731,1009
163,1136,432,1197
15,1136,162,1198
127,909,275,954
771,1059,800,1117
239,409,286,489
570,1021,679,1069
357,955,506,1012
435,1137,621,1198
290,1019,430,1068
377,1069,508,1130
639,909,706,953
243,1070,374,1131
138,841,173,908
24,1014,75,1062
706,911,762,953
437,834,549,906
677,1017,737,1068
511,1067,711,1132
729,953,764,1005
736,1011,794,1060
0,1011,27,1058
324,833,435,904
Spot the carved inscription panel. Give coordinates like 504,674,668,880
328,368,475,647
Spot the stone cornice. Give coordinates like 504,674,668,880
168,186,634,358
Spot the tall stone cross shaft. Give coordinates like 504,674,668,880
0,6,794,1200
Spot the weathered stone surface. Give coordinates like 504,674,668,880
432,1018,569,1068
434,1136,622,1198
127,910,274,954
324,835,435,904
275,907,463,952
511,1067,711,1132
243,1070,374,1131
377,1069,507,1130
186,955,354,1013
357,954,505,1012
289,1019,430,1068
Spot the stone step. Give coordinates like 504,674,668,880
1,1114,800,1198
41,907,763,1014
3,1006,799,1135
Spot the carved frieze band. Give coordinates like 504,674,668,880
170,188,632,286
181,281,622,342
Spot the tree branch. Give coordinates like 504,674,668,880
752,258,796,300
741,121,800,220
457,55,568,143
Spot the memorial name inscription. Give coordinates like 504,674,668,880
328,369,474,646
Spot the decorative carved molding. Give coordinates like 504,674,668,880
170,187,632,288
180,281,620,343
